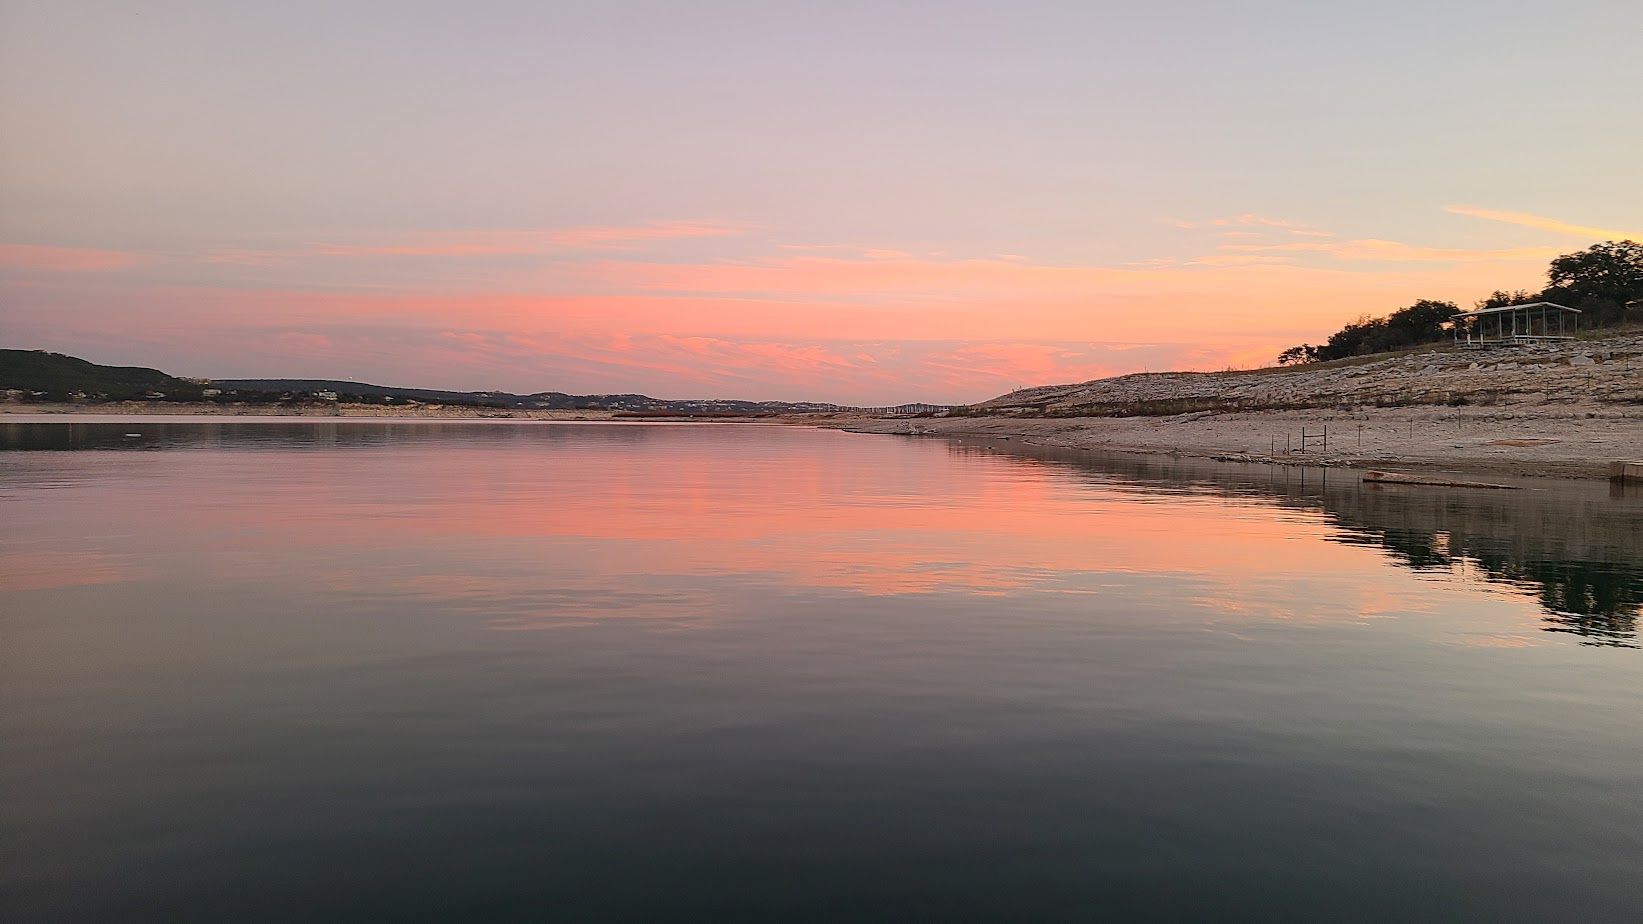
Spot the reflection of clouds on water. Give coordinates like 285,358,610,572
312,565,733,630
0,550,141,592
1456,634,1543,649
5,421,1640,648
306,552,1065,632
971,442,1643,648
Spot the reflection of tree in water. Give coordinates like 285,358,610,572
956,442,1643,648
1288,490,1643,648
1359,527,1642,648
1481,555,1639,647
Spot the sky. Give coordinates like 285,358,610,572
2,1,1640,405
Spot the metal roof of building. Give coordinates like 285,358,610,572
1451,301,1580,319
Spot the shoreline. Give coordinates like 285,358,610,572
0,402,620,421
825,404,1641,482
829,332,1643,483
5,400,1638,483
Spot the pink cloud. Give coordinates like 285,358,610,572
203,220,753,264
1444,205,1641,241
542,219,753,250
581,254,1163,300
1168,214,1334,238
7,212,1566,402
1219,238,1561,263
275,332,334,352
0,244,149,272
892,344,1114,394
10,236,1539,367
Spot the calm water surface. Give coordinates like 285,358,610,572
3,421,1641,921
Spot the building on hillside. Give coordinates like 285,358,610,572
1451,301,1580,347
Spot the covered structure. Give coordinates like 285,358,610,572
1452,301,1580,347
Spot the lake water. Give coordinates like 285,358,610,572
3,420,1642,921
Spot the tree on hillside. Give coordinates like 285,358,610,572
1384,299,1457,344
1543,240,1643,326
1276,344,1318,366
1277,241,1642,368
1297,299,1457,363
1317,316,1389,360
1476,289,1541,310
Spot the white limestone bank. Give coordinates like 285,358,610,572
836,333,1643,481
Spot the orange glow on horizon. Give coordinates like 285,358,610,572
0,207,1591,402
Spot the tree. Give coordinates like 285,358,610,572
1308,299,1455,362
1476,289,1540,310
1544,240,1643,326
1277,344,1318,366
1315,317,1388,361
1281,241,1640,366
1384,299,1457,344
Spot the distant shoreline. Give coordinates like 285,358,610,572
7,401,1638,483
0,403,613,421
10,325,1643,485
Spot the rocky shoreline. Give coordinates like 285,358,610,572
977,332,1643,415
837,333,1643,482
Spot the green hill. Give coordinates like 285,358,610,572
0,349,203,400
0,350,854,411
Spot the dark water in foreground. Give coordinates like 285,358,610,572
3,421,1641,921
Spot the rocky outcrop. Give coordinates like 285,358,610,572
980,334,1643,415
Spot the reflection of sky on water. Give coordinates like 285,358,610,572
6,421,1643,921
4,421,1638,647
942,441,1643,647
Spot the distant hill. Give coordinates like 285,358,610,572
213,378,847,413
0,351,850,412
0,349,205,400
213,378,529,407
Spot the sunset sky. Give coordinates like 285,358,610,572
2,1,1640,405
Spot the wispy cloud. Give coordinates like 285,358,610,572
543,220,752,250
1167,214,1333,238
1444,206,1641,241
10,214,1565,402
1219,238,1559,263
0,244,150,272
1185,253,1300,267
202,220,752,264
